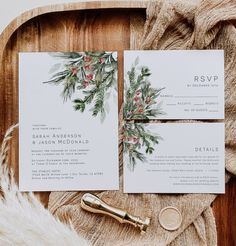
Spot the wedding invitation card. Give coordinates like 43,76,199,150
124,123,225,193
19,52,119,191
124,50,224,120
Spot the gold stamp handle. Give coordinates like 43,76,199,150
81,193,150,234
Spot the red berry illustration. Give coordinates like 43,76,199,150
71,67,78,76
84,65,91,70
99,58,105,64
84,56,92,62
83,81,89,88
86,74,94,80
134,96,139,102
138,108,144,113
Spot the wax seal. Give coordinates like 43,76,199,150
158,206,182,231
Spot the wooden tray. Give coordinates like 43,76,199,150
0,1,235,244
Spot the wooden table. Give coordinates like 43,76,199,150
0,1,235,245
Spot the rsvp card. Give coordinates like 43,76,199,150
124,123,225,193
124,50,224,120
19,52,119,191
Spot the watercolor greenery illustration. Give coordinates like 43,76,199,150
124,56,165,119
44,52,117,122
123,123,162,171
123,57,165,170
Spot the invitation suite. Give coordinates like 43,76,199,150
124,123,225,193
124,50,224,120
19,52,119,191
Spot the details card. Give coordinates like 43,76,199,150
124,123,225,193
19,52,119,191
124,50,224,120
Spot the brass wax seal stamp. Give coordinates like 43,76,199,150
158,206,182,231
81,193,151,234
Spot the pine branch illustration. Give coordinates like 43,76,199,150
44,52,117,120
128,149,146,171
124,59,166,119
92,87,105,116
123,123,162,170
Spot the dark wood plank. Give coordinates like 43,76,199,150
213,177,236,246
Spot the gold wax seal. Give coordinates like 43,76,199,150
158,206,182,231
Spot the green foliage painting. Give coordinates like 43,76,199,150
44,52,117,122
123,123,162,171
123,57,164,170
124,57,165,119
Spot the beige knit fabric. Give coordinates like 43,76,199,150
48,1,236,245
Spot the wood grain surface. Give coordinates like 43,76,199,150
0,2,235,245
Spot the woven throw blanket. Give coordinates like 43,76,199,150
48,1,236,245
